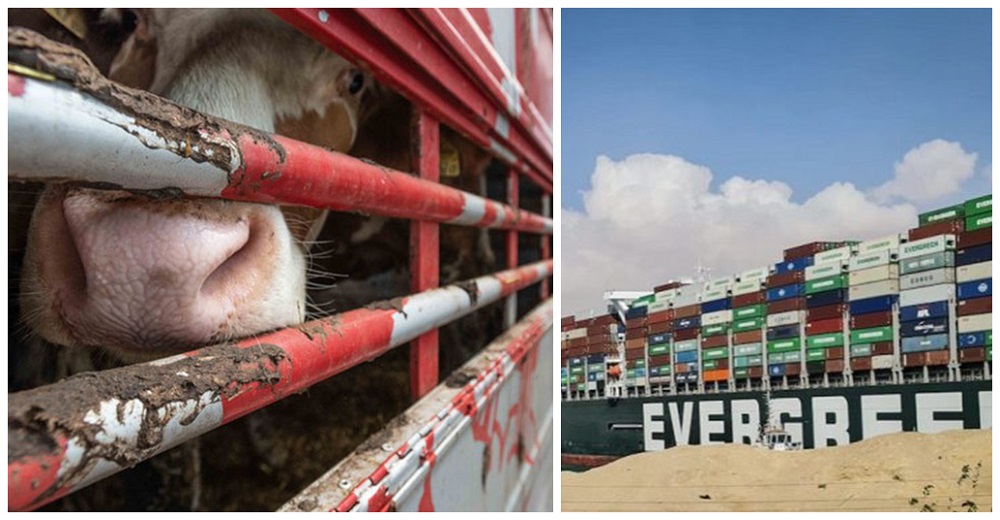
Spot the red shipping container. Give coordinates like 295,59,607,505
561,324,575,332
713,359,730,370
871,342,894,356
807,303,847,321
850,311,892,329
586,325,608,336
903,353,926,368
569,337,587,348
957,227,991,249
674,304,701,318
626,316,647,328
785,363,802,376
674,363,690,374
647,309,674,324
805,317,843,335
648,321,672,334
959,347,986,363
625,338,645,349
925,350,950,366
648,354,672,366
625,349,643,361
908,219,964,241
654,281,685,292
748,366,764,379
825,347,845,360
625,329,647,340
701,335,729,349
851,356,872,371
593,314,616,326
732,330,763,344
767,297,806,314
733,291,766,307
957,296,992,317
825,359,845,373
673,328,699,341
767,270,805,288
561,316,576,327
784,241,840,261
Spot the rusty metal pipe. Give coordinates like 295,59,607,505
8,260,552,511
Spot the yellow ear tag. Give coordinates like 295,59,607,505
439,140,461,178
43,8,89,40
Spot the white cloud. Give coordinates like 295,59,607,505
872,139,977,203
982,163,992,179
562,150,945,317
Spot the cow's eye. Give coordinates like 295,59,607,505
348,71,365,95
121,9,139,33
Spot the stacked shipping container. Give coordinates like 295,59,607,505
560,314,618,394
561,193,992,397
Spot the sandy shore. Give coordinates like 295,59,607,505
562,429,992,512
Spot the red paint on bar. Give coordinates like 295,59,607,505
8,436,69,512
225,133,550,233
418,431,437,512
8,73,25,96
410,110,441,400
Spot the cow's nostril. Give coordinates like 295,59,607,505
200,217,259,298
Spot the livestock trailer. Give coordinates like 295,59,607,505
8,8,553,511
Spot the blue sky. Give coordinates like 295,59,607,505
562,8,992,211
561,8,991,315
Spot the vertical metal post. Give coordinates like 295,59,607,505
541,193,551,299
504,169,519,328
410,109,440,399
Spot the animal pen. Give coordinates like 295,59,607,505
8,8,553,511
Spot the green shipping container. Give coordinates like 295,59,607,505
733,343,763,356
918,204,964,225
734,367,750,379
899,251,955,275
733,316,764,332
570,366,584,374
806,332,845,349
964,194,992,216
747,355,763,366
703,359,719,370
769,352,784,364
652,364,672,375
575,384,587,391
703,347,729,360
648,343,670,356
733,356,751,368
806,348,826,362
560,376,568,384
767,337,802,353
588,363,603,373
988,331,993,346
633,359,647,368
805,274,848,294
733,304,765,319
702,323,729,336
850,326,894,344
966,213,992,231
783,350,802,363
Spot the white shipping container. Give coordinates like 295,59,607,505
648,300,671,312
673,339,698,352
701,309,733,326
701,288,729,302
848,279,900,301
655,289,679,300
899,268,956,291
898,283,956,307
956,261,992,284
707,276,734,289
858,233,905,254
814,246,855,264
766,310,801,328
849,249,898,271
738,267,771,283
732,280,765,296
958,313,992,333
871,354,895,370
805,261,848,281
849,265,899,286
565,328,587,340
898,234,956,260
672,291,701,307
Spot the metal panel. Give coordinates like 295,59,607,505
804,261,848,281
871,354,896,370
899,284,956,307
848,249,898,271
901,334,950,353
918,204,964,226
956,261,992,283
850,326,894,344
766,310,801,328
848,280,900,301
848,265,899,286
766,284,804,301
964,194,992,216
899,317,949,337
806,332,845,349
805,274,848,294
898,234,956,260
733,304,766,319
848,295,896,316
732,280,766,296
813,246,854,265
957,278,992,299
958,313,992,333
956,244,992,266
899,268,956,291
898,251,956,275
965,213,992,231
857,234,904,254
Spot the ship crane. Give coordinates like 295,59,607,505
603,290,652,325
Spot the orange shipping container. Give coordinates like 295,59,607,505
703,369,729,382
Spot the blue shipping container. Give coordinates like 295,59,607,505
899,317,949,337
901,334,950,353
675,350,698,364
700,298,732,313
956,244,992,267
587,372,597,382
958,331,989,348
587,354,605,364
766,283,804,302
774,257,814,274
649,333,671,345
570,358,583,366
899,301,949,322
768,364,786,377
957,278,992,299
806,289,848,308
766,324,801,341
849,295,898,316
673,316,701,330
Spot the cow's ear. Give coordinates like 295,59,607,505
106,9,157,90
280,206,329,250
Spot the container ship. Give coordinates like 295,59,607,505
561,194,992,469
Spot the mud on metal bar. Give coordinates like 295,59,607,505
7,260,552,512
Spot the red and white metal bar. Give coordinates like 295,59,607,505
541,194,551,298
7,73,552,235
505,168,520,328
7,260,552,512
332,299,553,512
270,8,552,192
410,109,441,399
